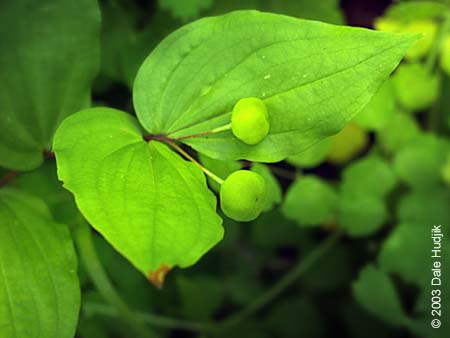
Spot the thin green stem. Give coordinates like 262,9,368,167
215,230,342,330
83,302,207,332
74,222,157,338
426,14,450,73
165,140,225,185
174,123,232,141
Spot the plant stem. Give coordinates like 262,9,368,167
215,230,342,330
83,302,207,332
165,140,224,185
426,14,450,73
74,221,157,338
174,123,232,141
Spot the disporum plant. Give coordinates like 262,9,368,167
0,1,449,338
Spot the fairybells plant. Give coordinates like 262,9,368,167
52,10,414,286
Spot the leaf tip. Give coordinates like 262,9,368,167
147,265,172,288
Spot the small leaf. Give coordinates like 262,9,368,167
0,188,79,338
341,155,397,198
251,163,282,212
53,108,223,278
133,11,415,162
282,175,338,226
338,194,387,237
394,134,450,190
377,112,420,154
0,0,100,170
354,80,396,131
327,123,368,165
385,1,450,22
352,265,409,327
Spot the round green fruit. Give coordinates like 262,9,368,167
231,97,270,145
392,62,440,112
220,170,266,222
327,123,368,165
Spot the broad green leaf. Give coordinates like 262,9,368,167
354,80,396,131
338,194,387,237
352,265,409,327
0,0,100,170
377,112,420,154
286,138,332,168
53,108,223,279
251,163,282,212
198,153,242,192
0,188,79,338
133,11,415,162
341,155,397,198
394,134,450,190
282,175,338,226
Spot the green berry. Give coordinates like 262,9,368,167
231,97,270,145
440,35,450,76
220,170,266,222
392,62,440,112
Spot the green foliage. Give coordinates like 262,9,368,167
133,10,415,162
352,265,409,327
286,138,332,168
0,0,100,170
393,62,440,112
282,175,338,226
159,0,213,22
198,153,242,192
220,170,267,221
377,112,420,154
394,133,450,190
0,189,79,338
53,108,223,274
327,123,369,165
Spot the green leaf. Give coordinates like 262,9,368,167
397,188,450,226
341,155,397,198
354,80,396,131
377,112,420,154
11,162,80,224
0,0,100,170
0,188,79,338
53,107,223,278
251,163,282,212
282,175,338,226
352,265,409,327
338,194,387,237
286,138,332,168
394,134,450,190
133,10,415,162
378,223,448,286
